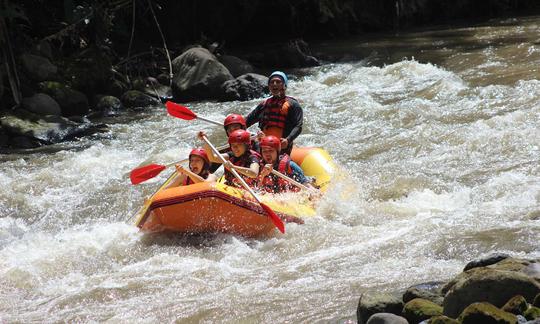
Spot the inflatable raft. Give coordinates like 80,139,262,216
134,147,335,237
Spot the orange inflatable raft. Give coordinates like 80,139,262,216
134,147,335,237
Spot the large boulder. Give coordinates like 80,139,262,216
218,55,254,78
502,295,529,315
143,83,172,102
0,109,105,145
38,81,89,117
63,46,113,95
457,302,517,324
121,90,160,109
21,93,61,116
357,292,404,324
20,54,58,82
220,73,269,101
428,315,459,324
443,266,540,318
463,253,511,271
402,298,443,323
171,47,233,102
243,39,320,68
95,96,123,116
403,281,445,306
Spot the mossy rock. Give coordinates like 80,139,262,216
501,295,528,315
357,292,404,324
524,306,540,321
38,81,89,116
458,302,517,324
533,293,540,307
403,298,443,323
428,315,459,324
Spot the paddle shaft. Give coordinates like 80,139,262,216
202,136,263,206
270,169,315,192
197,115,222,126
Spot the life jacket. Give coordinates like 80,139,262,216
224,150,261,188
260,154,300,193
182,170,209,186
260,96,294,138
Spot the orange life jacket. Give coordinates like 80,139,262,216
182,170,209,186
260,96,293,138
260,154,300,193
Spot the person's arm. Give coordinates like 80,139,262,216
167,169,187,188
245,102,264,128
225,161,259,178
198,131,229,163
289,161,309,184
285,101,303,144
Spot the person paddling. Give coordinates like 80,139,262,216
168,148,217,187
245,71,303,155
199,129,260,188
257,135,312,193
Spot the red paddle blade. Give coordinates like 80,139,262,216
130,164,167,185
165,101,197,120
260,203,285,234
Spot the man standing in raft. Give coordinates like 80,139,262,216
245,71,303,155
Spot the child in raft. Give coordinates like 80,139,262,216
257,135,313,194
199,129,260,188
168,148,217,187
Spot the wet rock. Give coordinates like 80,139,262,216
525,307,540,321
502,295,529,315
121,90,160,109
403,298,443,323
464,253,511,271
366,313,408,324
458,302,517,324
244,39,320,68
443,266,540,318
534,293,540,307
403,281,445,306
96,96,123,115
428,315,459,324
10,136,40,149
0,129,9,147
38,81,89,117
357,292,404,324
20,54,58,82
0,109,105,145
143,83,172,102
220,73,269,101
107,79,130,98
21,93,61,116
218,55,254,78
171,47,233,102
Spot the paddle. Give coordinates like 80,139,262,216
165,101,222,126
270,169,317,193
201,135,285,233
130,143,231,185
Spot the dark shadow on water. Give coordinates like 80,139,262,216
139,231,263,249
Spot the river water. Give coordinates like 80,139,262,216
1,16,540,323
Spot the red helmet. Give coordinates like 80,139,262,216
189,148,209,164
228,129,251,145
260,135,281,153
224,114,246,128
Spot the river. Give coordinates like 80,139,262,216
1,16,539,323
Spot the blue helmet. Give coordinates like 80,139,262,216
268,71,288,87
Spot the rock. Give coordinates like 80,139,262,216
107,79,129,98
21,93,61,116
157,73,171,86
428,315,459,324
63,46,112,95
0,109,105,145
143,84,172,102
458,302,517,324
464,253,511,271
20,54,58,82
10,136,40,149
96,96,123,115
403,281,445,306
220,73,269,101
244,39,320,68
443,266,540,318
357,292,404,324
218,55,254,78
525,307,540,321
366,313,408,324
171,47,233,102
121,90,160,109
38,81,89,117
402,298,443,323
0,129,9,147
502,296,529,315
534,293,540,307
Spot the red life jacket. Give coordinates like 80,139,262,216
260,154,300,193
224,150,261,188
260,96,294,138
182,170,209,186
